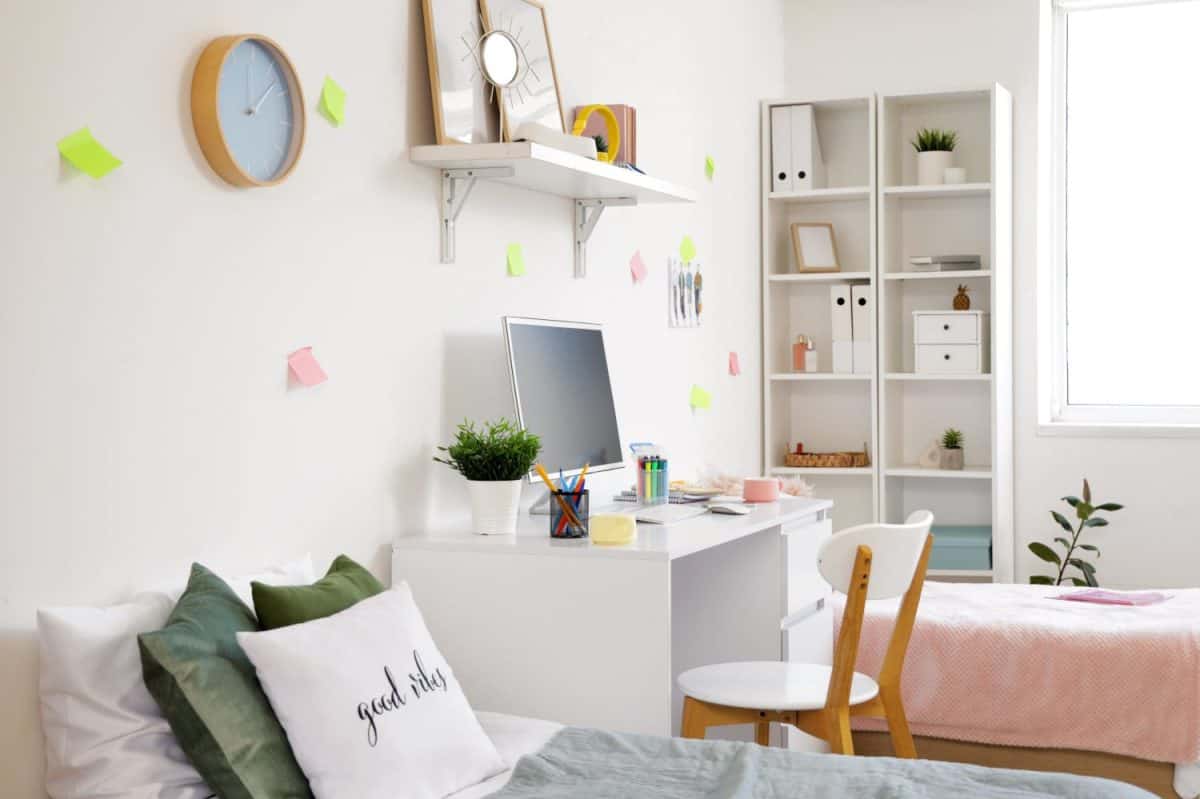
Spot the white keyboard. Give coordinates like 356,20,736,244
634,504,710,525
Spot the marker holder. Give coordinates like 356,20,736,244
550,489,589,539
636,456,670,506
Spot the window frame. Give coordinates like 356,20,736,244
1041,0,1200,436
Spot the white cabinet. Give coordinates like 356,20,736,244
913,311,989,374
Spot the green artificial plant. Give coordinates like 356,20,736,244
1028,479,1123,587
911,128,958,153
592,135,609,154
434,418,541,482
940,428,963,449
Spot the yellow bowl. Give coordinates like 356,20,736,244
590,512,637,546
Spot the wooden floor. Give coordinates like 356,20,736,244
853,731,1177,799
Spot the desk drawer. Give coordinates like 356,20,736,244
916,344,981,374
914,313,982,345
785,517,832,612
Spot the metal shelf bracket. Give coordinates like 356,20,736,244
574,198,636,278
440,167,514,264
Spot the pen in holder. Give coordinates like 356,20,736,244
550,489,589,539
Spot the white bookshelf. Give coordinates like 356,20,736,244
760,86,1013,581
760,96,878,534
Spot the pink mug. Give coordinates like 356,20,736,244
743,477,783,503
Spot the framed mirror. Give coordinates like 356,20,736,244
420,0,499,144
480,0,565,140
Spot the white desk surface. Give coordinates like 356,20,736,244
393,497,833,562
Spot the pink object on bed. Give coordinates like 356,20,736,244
836,582,1200,763
1053,588,1171,606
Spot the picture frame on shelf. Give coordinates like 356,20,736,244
480,0,566,141
790,222,840,273
420,0,500,144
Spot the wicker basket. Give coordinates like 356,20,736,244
783,446,870,469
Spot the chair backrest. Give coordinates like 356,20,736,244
817,510,934,600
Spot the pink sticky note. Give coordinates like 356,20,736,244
287,347,328,387
630,250,647,283
729,352,741,376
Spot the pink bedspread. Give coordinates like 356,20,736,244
836,582,1200,763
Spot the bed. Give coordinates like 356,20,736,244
839,582,1200,798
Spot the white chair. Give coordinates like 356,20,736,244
677,510,934,757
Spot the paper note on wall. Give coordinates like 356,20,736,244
506,244,526,276
57,127,122,178
679,235,697,263
629,250,647,283
319,76,347,126
728,352,740,376
288,347,328,387
705,155,715,181
689,384,711,410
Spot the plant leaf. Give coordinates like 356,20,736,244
1054,537,1071,549
1030,575,1054,585
1078,544,1101,557
1095,503,1124,512
1050,510,1074,533
1083,517,1109,528
1083,479,1092,504
1070,578,1089,587
1076,502,1093,520
1029,542,1061,565
1061,495,1081,508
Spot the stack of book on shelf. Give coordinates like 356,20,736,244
909,254,981,272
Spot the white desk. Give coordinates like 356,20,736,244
391,497,833,742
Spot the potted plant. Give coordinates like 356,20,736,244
434,418,541,535
939,427,964,471
912,128,958,186
1029,479,1123,586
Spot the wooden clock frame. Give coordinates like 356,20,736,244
190,34,307,188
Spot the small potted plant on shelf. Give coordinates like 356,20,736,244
939,427,964,471
434,418,541,535
912,127,958,186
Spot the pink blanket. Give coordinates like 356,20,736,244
836,582,1200,763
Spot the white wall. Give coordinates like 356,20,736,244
0,1,785,794
783,0,1200,589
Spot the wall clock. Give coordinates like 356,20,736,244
191,34,306,187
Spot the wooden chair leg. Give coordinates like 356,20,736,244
755,720,770,746
880,687,917,758
680,696,707,740
826,706,854,755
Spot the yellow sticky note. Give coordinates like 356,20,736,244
705,155,715,181
680,235,697,263
57,127,121,179
689,384,712,410
507,243,526,276
319,76,346,126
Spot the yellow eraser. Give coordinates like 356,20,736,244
591,513,637,546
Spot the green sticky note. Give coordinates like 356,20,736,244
507,243,526,276
680,235,697,263
57,127,122,179
689,384,712,410
319,76,346,126
705,155,715,181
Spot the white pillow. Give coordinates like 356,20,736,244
37,555,315,799
237,583,505,799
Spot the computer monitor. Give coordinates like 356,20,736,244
502,316,624,483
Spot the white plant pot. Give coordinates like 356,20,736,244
917,150,954,186
467,479,523,535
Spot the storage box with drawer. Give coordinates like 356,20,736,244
913,311,989,375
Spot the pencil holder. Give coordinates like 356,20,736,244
635,456,669,506
550,489,589,539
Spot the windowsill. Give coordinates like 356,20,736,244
1038,419,1200,439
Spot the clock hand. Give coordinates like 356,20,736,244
250,80,279,115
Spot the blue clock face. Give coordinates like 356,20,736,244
217,39,300,183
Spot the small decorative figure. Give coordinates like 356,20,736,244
953,284,971,311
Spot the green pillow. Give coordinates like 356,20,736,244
251,554,384,630
138,564,313,799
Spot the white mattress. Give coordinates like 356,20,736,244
448,712,563,799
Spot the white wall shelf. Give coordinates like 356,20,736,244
768,186,871,204
768,271,872,284
409,142,695,276
761,86,1013,581
884,270,992,281
882,183,991,199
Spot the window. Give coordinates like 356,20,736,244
1048,0,1200,430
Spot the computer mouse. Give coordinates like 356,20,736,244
708,502,752,516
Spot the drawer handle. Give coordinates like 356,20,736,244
943,323,950,331
944,354,951,361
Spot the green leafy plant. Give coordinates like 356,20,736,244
592,135,609,154
434,418,541,482
1028,479,1123,586
911,128,958,152
940,428,963,449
